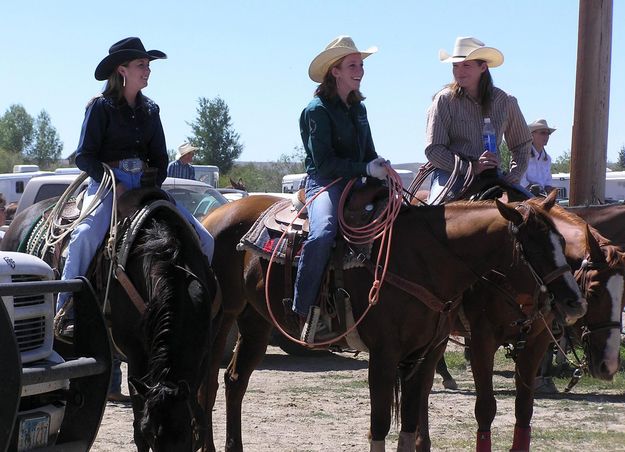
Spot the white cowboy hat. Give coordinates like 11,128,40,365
308,35,378,83
176,142,198,159
439,36,504,68
528,119,556,134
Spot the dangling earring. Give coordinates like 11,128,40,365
122,76,126,88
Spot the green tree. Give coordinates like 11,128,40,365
616,144,625,170
0,147,24,173
0,104,34,154
27,110,63,168
187,97,243,174
551,151,571,173
499,141,511,173
222,146,307,192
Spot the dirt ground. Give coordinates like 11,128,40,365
92,343,625,452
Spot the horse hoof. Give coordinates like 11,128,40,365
442,378,458,390
534,376,558,394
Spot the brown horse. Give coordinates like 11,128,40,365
199,193,586,451
427,187,625,451
458,198,625,451
566,203,625,245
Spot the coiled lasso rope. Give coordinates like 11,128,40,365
338,163,404,305
265,164,404,347
42,164,120,308
43,164,118,254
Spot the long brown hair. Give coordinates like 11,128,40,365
447,60,493,116
102,63,129,103
314,57,365,105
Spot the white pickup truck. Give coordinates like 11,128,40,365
0,252,111,451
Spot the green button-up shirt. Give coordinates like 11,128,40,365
300,95,377,179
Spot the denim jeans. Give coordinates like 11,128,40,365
292,175,348,317
109,357,122,394
57,168,214,312
427,168,533,204
427,168,464,204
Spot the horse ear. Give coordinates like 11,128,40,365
540,190,558,211
586,225,605,264
495,198,523,226
129,376,148,401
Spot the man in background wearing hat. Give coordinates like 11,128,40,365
521,119,556,196
168,142,197,180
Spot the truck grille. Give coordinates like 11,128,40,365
11,274,47,308
14,316,46,351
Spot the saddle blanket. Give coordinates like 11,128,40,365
237,199,370,269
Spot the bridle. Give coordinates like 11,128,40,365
142,379,206,451
546,251,623,392
508,208,573,313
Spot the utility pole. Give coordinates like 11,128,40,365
569,0,613,205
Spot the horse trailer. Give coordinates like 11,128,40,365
551,170,625,202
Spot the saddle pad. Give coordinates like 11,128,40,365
238,200,371,269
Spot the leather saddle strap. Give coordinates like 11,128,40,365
282,229,300,304
332,241,347,329
114,267,146,315
363,260,456,312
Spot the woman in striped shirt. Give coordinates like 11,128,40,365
425,37,531,203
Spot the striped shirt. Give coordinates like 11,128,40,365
167,160,196,180
425,86,531,183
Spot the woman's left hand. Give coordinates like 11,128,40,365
473,151,498,175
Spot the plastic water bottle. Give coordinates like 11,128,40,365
481,117,499,178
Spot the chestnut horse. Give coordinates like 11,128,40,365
458,198,625,451
429,189,625,451
2,191,221,452
200,193,586,451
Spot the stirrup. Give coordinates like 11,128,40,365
300,306,335,344
53,301,75,343
300,306,321,343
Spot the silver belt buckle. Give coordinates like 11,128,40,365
120,158,143,173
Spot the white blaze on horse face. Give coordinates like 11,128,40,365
549,231,582,296
603,274,624,375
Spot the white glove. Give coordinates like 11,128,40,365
366,157,389,180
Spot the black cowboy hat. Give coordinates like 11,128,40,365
94,37,167,81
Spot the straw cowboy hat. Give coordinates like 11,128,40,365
176,142,199,159
528,119,556,134
439,36,504,68
308,35,378,83
95,37,167,81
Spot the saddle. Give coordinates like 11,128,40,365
263,190,309,234
239,184,389,350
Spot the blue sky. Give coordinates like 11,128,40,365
2,1,623,166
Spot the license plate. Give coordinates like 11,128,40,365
18,414,49,451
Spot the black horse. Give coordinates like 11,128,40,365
2,189,220,452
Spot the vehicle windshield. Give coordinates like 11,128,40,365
165,183,228,219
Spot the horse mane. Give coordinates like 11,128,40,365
131,215,182,385
542,202,625,268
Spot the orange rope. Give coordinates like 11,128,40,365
265,164,404,347
338,164,404,304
